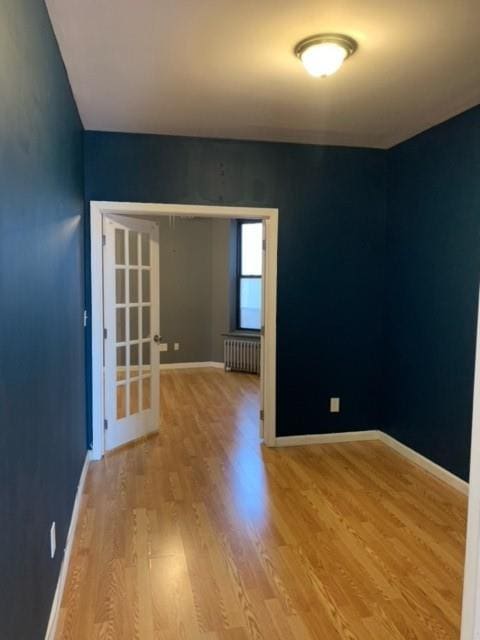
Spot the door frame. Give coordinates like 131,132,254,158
90,201,278,460
461,285,480,639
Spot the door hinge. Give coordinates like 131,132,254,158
102,234,106,246
104,328,107,339
260,409,264,421
104,419,108,431
260,325,265,336
262,238,266,251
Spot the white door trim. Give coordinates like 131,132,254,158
461,284,480,640
90,201,278,460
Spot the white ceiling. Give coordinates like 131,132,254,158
46,0,480,149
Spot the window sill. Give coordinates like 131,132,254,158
222,330,261,339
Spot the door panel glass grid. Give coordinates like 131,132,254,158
115,226,153,420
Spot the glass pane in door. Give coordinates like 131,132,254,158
141,233,150,266
115,229,125,265
142,307,150,339
117,385,126,419
115,221,153,430
142,270,150,302
142,377,151,410
117,346,126,381
116,269,126,304
129,269,139,303
116,308,126,342
129,307,139,341
142,341,151,375
130,380,139,415
129,231,139,265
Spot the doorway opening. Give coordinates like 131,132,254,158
89,202,278,460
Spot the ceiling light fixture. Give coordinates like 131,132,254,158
294,33,357,78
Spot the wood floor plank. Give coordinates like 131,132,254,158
56,367,467,639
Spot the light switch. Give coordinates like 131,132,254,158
50,522,56,559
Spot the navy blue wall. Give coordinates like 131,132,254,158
84,133,387,441
0,1,477,634
385,106,480,480
0,1,86,638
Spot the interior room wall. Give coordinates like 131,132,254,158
2,3,478,637
157,217,233,364
84,132,387,440
0,0,86,637
211,219,236,362
384,105,480,481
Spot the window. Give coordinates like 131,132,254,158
237,221,262,330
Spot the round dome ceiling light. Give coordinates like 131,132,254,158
294,33,358,77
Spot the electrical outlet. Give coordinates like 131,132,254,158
174,343,180,351
330,397,340,413
159,343,168,352
50,522,56,559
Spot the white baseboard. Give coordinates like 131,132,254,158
377,431,469,495
45,452,90,640
275,429,468,495
274,430,380,447
160,361,224,370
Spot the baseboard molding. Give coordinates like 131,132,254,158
45,452,90,640
160,361,224,370
274,430,380,447
377,431,469,496
275,429,468,495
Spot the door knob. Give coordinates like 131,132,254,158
153,334,162,343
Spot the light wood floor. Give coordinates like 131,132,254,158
56,368,467,639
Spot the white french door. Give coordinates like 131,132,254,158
259,220,266,440
103,214,160,451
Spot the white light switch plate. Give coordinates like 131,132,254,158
50,522,56,559
174,343,180,351
330,397,340,413
159,343,168,352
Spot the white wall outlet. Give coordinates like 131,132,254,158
159,343,168,352
174,343,180,351
50,522,56,559
330,397,340,413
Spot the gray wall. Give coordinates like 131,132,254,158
211,219,237,361
157,217,235,363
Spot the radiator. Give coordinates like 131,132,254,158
224,338,260,374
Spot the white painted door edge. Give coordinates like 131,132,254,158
461,284,480,640
90,201,278,460
44,452,90,640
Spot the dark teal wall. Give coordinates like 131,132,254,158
84,132,387,440
0,0,477,635
385,106,480,480
0,1,86,638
